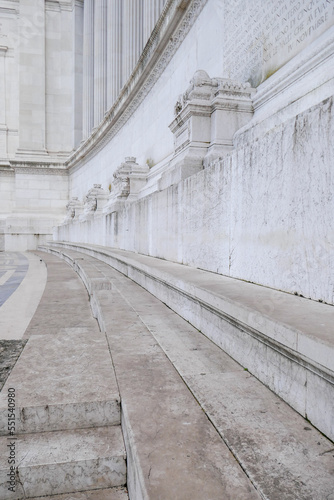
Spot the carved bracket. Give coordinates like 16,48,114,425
167,70,256,183
104,157,149,213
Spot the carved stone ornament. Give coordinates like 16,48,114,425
174,70,215,116
63,197,82,223
104,157,150,212
81,184,108,219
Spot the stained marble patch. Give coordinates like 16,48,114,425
0,340,27,391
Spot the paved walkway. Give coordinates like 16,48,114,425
0,252,47,340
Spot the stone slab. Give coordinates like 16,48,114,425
24,251,99,337
185,371,334,500
39,487,129,500
0,330,120,434
97,288,261,500
0,426,126,499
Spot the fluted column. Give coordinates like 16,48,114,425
0,47,7,127
143,0,166,46
107,0,122,108
122,0,143,85
83,0,94,138
94,0,107,127
18,0,46,153
0,46,7,157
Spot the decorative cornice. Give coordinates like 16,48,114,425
10,161,68,176
67,0,209,171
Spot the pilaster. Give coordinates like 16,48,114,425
107,1,122,108
0,46,8,158
17,0,46,156
143,0,165,46
122,0,143,85
93,0,107,127
83,0,94,138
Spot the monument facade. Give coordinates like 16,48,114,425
0,0,333,305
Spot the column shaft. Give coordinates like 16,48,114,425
122,0,143,85
107,0,122,108
143,0,165,46
94,0,107,127
18,0,46,152
83,0,94,138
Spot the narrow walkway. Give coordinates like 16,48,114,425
0,252,47,340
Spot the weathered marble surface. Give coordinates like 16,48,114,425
0,329,120,434
0,340,26,391
46,246,334,500
0,426,126,499
40,487,129,500
223,0,334,87
46,242,334,441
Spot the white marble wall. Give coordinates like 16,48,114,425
59,94,334,303
60,0,334,304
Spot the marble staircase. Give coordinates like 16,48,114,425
0,253,128,499
36,243,334,500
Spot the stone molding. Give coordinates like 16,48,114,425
167,71,255,177
67,0,209,171
63,197,83,223
79,184,108,220
104,157,150,213
10,161,68,176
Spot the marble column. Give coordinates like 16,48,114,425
83,0,94,138
143,0,166,46
107,0,122,108
94,0,107,127
18,0,46,154
122,0,143,85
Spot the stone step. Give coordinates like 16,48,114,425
45,241,334,442
95,264,334,500
0,328,120,435
39,245,334,500
0,426,126,499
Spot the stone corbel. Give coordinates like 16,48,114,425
162,70,216,189
104,157,149,213
63,197,83,224
164,71,256,189
203,79,255,167
80,184,108,221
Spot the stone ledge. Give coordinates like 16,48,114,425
40,241,334,441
